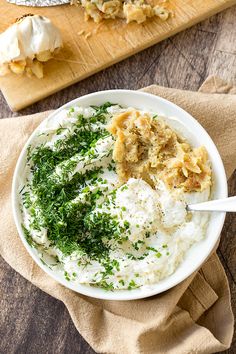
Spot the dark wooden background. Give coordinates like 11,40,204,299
1,5,236,354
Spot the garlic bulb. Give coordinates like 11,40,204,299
0,14,62,78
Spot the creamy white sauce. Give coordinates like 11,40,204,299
22,104,211,290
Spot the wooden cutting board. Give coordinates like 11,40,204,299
0,0,235,111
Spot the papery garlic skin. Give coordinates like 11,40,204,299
0,14,62,78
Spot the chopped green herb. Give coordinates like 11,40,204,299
93,280,114,291
64,271,70,281
128,280,138,290
124,220,130,229
147,246,158,252
40,257,47,266
121,185,128,191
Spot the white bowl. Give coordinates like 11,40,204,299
12,90,227,300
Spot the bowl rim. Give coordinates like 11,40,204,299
12,89,228,300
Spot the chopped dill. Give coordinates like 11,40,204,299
20,102,164,291
119,279,125,286
128,280,139,290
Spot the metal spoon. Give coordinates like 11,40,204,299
187,196,236,212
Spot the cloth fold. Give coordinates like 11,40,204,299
0,76,235,354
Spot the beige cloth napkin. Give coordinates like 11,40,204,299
0,76,235,354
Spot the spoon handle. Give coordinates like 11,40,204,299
187,196,236,212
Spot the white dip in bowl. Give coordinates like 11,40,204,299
12,90,227,300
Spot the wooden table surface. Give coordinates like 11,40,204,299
1,5,236,354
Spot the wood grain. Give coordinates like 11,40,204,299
0,5,236,354
0,0,236,111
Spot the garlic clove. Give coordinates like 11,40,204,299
36,50,52,62
0,63,10,76
31,60,44,79
9,60,26,75
25,67,33,78
154,6,169,20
